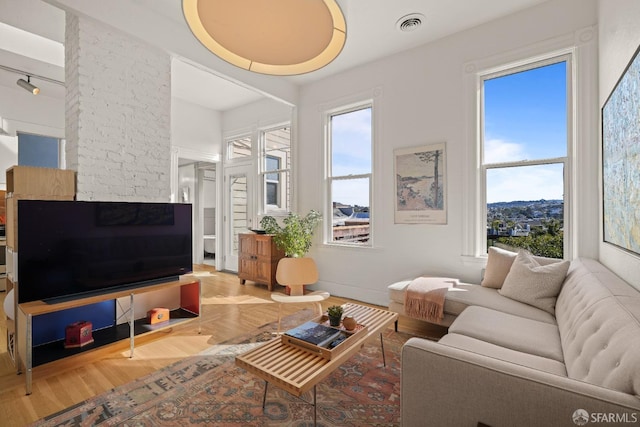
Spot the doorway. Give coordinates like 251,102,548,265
177,159,218,267
223,163,253,272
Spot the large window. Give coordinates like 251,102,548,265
482,57,570,258
326,104,372,246
261,125,290,212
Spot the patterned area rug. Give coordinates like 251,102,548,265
31,312,412,427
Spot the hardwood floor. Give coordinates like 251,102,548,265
0,265,445,426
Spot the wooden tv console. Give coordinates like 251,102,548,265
16,277,200,395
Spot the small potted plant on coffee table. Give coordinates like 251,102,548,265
327,305,343,327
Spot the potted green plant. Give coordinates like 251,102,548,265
327,305,343,327
260,210,322,296
260,210,322,258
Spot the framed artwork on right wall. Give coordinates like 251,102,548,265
602,43,640,256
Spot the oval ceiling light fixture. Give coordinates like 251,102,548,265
396,13,425,33
183,0,346,76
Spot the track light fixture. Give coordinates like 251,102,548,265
17,76,40,95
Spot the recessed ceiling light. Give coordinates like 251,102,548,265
396,13,425,32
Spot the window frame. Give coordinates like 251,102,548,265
259,123,291,214
225,133,253,161
478,53,573,259
324,101,374,248
265,154,281,206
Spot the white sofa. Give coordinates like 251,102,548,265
392,255,640,426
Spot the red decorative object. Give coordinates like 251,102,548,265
147,308,170,325
64,321,94,349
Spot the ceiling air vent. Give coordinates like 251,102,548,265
396,13,425,32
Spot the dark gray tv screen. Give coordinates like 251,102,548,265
17,200,193,303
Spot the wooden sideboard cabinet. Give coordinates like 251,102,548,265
238,233,285,291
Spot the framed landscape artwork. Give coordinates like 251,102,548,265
602,43,640,256
394,142,447,224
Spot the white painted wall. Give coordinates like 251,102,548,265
222,98,293,135
171,97,222,157
0,135,17,190
0,0,65,42
298,0,599,306
203,177,216,209
0,85,64,138
598,0,640,290
65,13,171,202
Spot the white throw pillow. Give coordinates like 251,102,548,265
499,250,570,315
481,247,517,289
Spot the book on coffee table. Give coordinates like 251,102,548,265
284,321,343,348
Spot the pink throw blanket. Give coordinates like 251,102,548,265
404,277,458,323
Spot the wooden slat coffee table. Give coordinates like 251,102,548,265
235,303,398,425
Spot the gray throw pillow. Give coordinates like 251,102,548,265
498,250,570,315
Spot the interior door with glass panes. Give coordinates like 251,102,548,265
223,164,253,272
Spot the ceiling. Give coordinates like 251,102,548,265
0,0,551,112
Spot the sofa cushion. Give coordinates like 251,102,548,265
556,258,640,338
499,251,569,314
388,280,412,305
449,306,564,362
439,333,567,376
445,284,557,324
559,295,640,396
481,247,517,288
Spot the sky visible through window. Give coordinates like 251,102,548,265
331,107,372,207
484,61,567,203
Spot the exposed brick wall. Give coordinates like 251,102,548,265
65,13,171,202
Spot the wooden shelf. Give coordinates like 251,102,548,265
16,277,200,394
32,307,197,367
19,277,200,316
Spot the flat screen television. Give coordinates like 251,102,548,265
17,200,193,303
